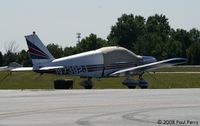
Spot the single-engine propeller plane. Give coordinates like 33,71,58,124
5,32,187,89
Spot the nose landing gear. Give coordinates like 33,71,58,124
138,79,148,89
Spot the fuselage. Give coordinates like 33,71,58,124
38,46,156,78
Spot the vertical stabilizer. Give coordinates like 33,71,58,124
25,32,55,68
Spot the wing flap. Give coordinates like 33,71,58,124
111,58,187,76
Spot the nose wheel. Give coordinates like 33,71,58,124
138,75,148,89
138,79,148,89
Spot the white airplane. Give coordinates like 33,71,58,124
10,32,186,89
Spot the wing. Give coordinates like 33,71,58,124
110,58,187,76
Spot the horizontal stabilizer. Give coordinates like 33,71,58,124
11,67,33,72
10,66,65,72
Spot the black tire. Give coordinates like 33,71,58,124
84,85,93,89
128,86,136,89
140,86,148,89
54,79,73,89
139,80,148,89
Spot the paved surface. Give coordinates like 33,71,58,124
153,72,200,74
0,89,200,126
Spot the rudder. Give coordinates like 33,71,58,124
25,32,55,68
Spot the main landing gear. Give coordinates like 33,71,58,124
80,77,93,89
79,75,148,89
122,75,148,89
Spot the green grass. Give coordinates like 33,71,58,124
155,66,200,72
0,69,200,89
146,73,200,88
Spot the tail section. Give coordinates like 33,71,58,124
25,32,55,67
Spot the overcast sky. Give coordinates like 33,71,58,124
0,0,200,53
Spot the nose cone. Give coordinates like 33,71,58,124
142,56,157,64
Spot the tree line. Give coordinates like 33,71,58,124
1,14,200,66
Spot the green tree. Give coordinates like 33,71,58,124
107,14,145,50
144,14,171,59
189,28,200,43
187,42,200,64
134,33,165,60
76,33,107,53
3,51,17,66
0,51,3,66
146,14,170,41
170,29,191,57
47,44,64,58
186,28,200,64
165,38,183,58
64,46,77,56
16,50,32,66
